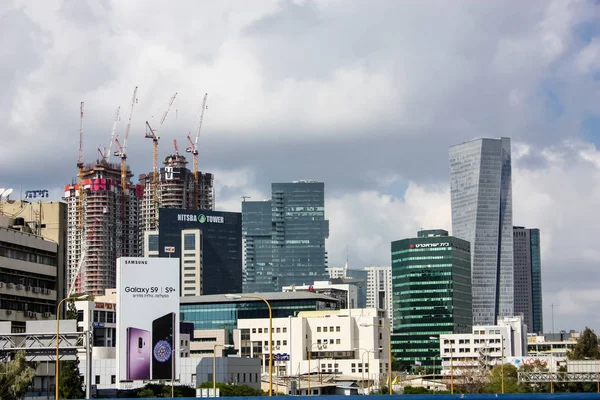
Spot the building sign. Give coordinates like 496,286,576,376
95,302,114,310
164,167,174,180
25,190,49,198
116,257,180,384
409,242,450,249
164,246,175,253
176,213,224,224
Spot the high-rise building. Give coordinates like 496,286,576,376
138,153,214,250
391,229,472,372
64,161,143,296
450,137,514,326
326,264,368,308
242,181,329,293
0,214,60,332
513,226,543,334
365,266,393,329
158,208,242,296
1,200,67,302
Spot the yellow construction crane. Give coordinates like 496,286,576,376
186,93,208,210
114,86,139,217
77,101,84,230
145,93,177,222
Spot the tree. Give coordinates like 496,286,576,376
485,364,519,394
518,360,550,393
137,383,195,397
568,327,600,360
0,351,36,399
197,382,265,397
59,299,85,399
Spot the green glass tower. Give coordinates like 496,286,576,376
391,229,472,373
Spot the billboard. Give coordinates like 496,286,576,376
116,257,180,383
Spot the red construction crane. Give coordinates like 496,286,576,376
186,93,208,209
173,139,180,156
145,92,178,223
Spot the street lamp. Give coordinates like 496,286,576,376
501,336,505,394
360,323,392,395
225,294,273,396
354,347,382,394
308,342,326,395
213,344,234,397
56,294,90,400
429,336,439,393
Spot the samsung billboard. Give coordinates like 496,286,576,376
116,257,180,384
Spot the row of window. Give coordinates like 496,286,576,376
317,326,341,333
0,245,57,267
252,327,288,334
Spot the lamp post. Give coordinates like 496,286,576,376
428,336,439,393
356,347,382,394
308,342,325,395
56,294,90,400
225,294,273,396
501,336,505,394
213,344,234,397
360,323,392,395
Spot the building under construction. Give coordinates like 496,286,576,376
138,153,214,245
64,160,143,296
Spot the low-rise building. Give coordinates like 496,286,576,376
282,280,358,309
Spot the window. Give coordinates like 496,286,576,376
317,327,321,332
282,328,287,333
111,375,116,384
283,340,287,346
258,328,262,333
336,326,340,332
276,328,281,333
252,328,256,333
323,327,328,332
148,235,159,252
95,375,100,384
336,339,340,344
184,234,196,251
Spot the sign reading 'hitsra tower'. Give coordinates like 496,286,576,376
159,208,242,296
176,213,224,223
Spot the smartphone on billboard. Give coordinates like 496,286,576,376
152,312,176,380
126,327,150,380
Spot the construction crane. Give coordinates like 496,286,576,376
114,86,138,218
67,218,99,297
98,107,121,162
145,92,178,223
77,102,84,230
173,139,180,156
186,93,208,209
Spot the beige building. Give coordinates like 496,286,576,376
0,213,60,332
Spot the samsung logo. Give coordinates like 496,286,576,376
124,260,148,265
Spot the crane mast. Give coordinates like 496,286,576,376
114,86,138,219
144,92,177,225
186,93,208,209
77,102,84,230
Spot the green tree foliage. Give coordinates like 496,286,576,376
568,327,600,360
0,351,36,399
136,383,195,397
485,363,519,394
197,382,265,397
518,360,550,393
59,298,85,399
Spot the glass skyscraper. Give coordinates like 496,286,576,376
243,181,329,293
391,229,472,372
513,226,543,334
450,137,514,326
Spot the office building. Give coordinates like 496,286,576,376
437,316,527,376
158,208,242,296
63,161,143,296
513,226,543,334
138,153,214,244
450,137,514,326
179,291,339,356
0,214,59,332
235,308,390,380
242,181,329,293
391,229,472,372
282,280,358,309
1,200,67,302
365,266,393,330
326,264,368,308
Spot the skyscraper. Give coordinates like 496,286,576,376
242,181,329,293
365,266,393,330
391,229,472,372
513,226,543,334
450,137,514,326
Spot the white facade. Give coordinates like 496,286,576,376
437,316,527,375
282,280,358,309
181,229,203,296
326,266,346,279
235,308,390,381
365,266,392,329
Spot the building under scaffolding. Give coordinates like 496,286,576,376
64,161,142,296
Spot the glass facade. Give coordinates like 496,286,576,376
513,226,543,334
391,230,472,373
158,208,242,295
243,181,329,293
450,137,514,326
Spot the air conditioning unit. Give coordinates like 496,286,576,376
43,312,51,318
7,283,14,289
0,282,4,288
16,284,24,290
25,311,34,317
6,310,12,315
33,287,41,293
42,288,50,294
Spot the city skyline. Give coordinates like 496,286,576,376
1,1,599,332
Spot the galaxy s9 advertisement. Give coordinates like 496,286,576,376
116,257,180,384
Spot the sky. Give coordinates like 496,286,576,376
2,0,600,333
